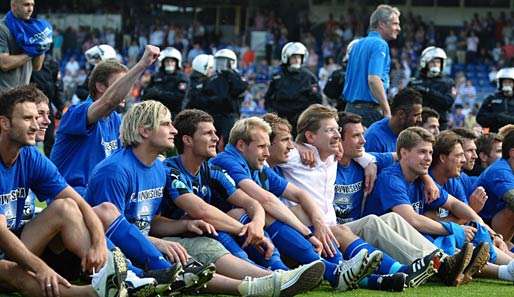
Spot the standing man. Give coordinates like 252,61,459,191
343,4,400,127
0,0,51,92
51,45,160,197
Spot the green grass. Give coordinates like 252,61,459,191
293,280,514,296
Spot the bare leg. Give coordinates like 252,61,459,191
476,263,499,279
203,274,242,295
491,208,514,242
0,260,96,297
214,254,271,279
20,198,91,258
493,245,513,265
330,225,358,251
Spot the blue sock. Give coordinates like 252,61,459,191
215,231,256,265
106,237,144,276
359,274,381,290
244,231,289,271
344,238,403,275
265,220,339,285
106,215,171,270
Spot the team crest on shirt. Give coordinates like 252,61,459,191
101,139,118,157
411,201,422,214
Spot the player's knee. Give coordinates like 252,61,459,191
93,202,121,226
50,197,81,220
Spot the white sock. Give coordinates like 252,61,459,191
498,261,514,281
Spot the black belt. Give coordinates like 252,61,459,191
348,101,380,109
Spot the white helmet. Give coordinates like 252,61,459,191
192,54,215,76
85,44,117,65
343,38,361,63
214,49,238,71
496,67,514,96
281,42,308,65
158,47,183,69
420,46,447,76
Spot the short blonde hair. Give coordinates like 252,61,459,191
499,124,514,139
397,127,435,159
229,116,271,145
120,100,170,147
296,104,338,143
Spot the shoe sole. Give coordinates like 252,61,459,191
110,248,128,297
179,263,216,294
462,243,490,285
408,250,444,288
354,250,383,288
279,260,325,297
448,243,473,287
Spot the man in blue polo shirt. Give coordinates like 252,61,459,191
343,4,400,127
364,127,514,285
51,45,160,197
364,88,423,153
475,129,514,250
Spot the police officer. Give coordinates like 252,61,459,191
75,44,118,101
185,54,215,110
190,49,248,148
324,38,361,111
409,46,455,130
476,67,514,132
142,47,187,118
265,42,321,134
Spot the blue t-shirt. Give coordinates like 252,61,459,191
343,31,390,103
86,148,166,235
428,170,468,218
364,118,397,153
210,144,288,197
363,163,448,217
0,147,67,232
51,97,122,197
162,156,237,219
475,158,514,221
458,172,477,199
334,153,395,223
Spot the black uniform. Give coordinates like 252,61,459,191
476,92,514,133
187,69,248,143
409,73,454,130
142,68,188,118
323,65,347,110
30,55,64,156
265,66,322,133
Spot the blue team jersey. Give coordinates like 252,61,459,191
475,158,514,221
334,153,395,223
364,118,397,153
363,163,448,217
458,172,477,199
161,156,237,219
86,148,165,235
428,170,468,218
51,97,122,197
210,144,288,196
0,147,67,231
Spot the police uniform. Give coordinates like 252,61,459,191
476,92,514,133
142,69,188,118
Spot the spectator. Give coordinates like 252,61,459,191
64,55,80,77
456,79,477,105
52,28,63,61
466,31,479,64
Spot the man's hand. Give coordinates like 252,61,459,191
363,162,377,195
138,45,160,68
296,143,316,167
186,219,218,236
81,244,108,273
34,263,71,297
308,235,323,255
153,238,189,265
462,225,477,242
254,237,275,260
239,221,264,248
468,187,488,213
313,222,339,258
493,235,509,252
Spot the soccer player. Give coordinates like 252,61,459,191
212,116,391,291
474,133,503,176
475,129,514,250
51,45,160,197
87,100,322,296
421,107,440,137
364,88,423,153
159,108,325,295
0,85,127,297
364,127,514,284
